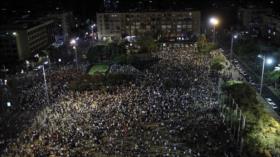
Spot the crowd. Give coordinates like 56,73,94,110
1,44,237,157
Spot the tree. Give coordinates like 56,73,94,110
234,39,260,56
197,34,208,49
211,61,224,72
87,42,126,64
197,34,217,54
87,45,106,63
223,81,258,108
137,33,157,53
211,55,226,72
268,70,280,89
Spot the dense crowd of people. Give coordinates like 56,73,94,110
1,44,237,156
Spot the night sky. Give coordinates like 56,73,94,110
1,0,279,20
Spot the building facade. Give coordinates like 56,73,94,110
0,20,55,64
45,12,74,43
238,6,272,29
97,11,201,42
261,14,280,41
237,6,280,41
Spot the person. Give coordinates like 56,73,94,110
1,44,238,157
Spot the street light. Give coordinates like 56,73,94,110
230,34,238,60
266,58,273,65
209,17,219,43
7,102,11,107
46,55,51,69
70,39,76,45
258,54,274,95
36,64,50,106
70,38,79,70
91,24,96,46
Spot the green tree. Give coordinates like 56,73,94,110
137,34,157,53
87,42,127,64
268,70,280,89
87,45,106,63
211,61,224,72
210,55,226,72
223,82,258,107
197,34,208,49
234,39,260,56
197,34,217,54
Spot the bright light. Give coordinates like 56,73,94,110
268,29,271,34
12,32,17,36
58,58,62,62
7,102,11,107
234,35,238,39
210,17,219,26
36,65,43,70
266,58,273,65
258,54,263,59
70,39,76,45
44,61,49,65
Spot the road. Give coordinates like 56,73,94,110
221,48,280,115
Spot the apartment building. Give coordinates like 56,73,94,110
97,11,201,42
0,20,55,63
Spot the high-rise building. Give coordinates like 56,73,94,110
97,11,201,41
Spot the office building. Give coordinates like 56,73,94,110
237,6,272,29
45,12,74,43
0,19,55,64
261,14,280,40
97,11,201,42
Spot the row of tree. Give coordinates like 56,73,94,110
223,81,280,157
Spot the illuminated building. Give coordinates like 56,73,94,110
97,10,201,41
0,20,55,63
